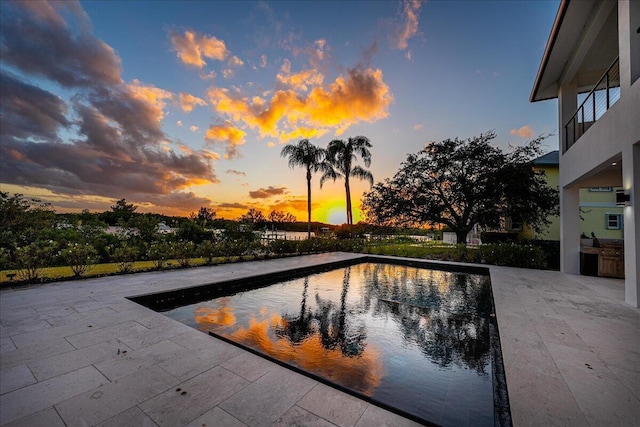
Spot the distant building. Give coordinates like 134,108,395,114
530,0,639,306
521,150,624,241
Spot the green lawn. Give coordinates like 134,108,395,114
0,256,244,285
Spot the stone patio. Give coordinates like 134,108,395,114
0,253,638,426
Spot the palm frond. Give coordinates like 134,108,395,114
351,166,374,187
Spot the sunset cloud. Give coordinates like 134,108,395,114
226,169,246,176
249,186,287,199
205,122,247,158
0,1,217,211
190,125,199,132
510,125,534,138
170,30,230,68
207,64,391,145
179,92,207,112
413,124,423,130
392,0,422,51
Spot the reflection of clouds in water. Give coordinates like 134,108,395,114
228,314,384,396
194,298,236,332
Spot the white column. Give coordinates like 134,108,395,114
561,185,581,274
623,143,639,307
558,79,578,153
618,1,640,90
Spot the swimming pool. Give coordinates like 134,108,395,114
133,259,510,426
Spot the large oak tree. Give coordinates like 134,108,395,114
361,132,559,243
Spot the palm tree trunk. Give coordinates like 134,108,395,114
306,168,312,239
345,177,352,225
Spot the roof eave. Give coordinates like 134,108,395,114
530,0,570,103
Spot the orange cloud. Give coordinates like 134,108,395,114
179,92,207,112
190,125,199,132
413,124,423,130
170,30,229,68
127,79,173,122
228,55,244,67
277,60,324,92
205,121,247,159
396,0,422,50
207,65,391,144
510,125,534,138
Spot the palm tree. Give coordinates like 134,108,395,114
281,139,325,238
320,136,374,225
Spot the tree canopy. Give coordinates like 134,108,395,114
361,132,559,243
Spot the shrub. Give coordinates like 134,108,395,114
173,241,195,267
15,241,57,282
111,243,138,273
60,243,98,278
267,239,300,255
198,240,222,265
147,240,173,269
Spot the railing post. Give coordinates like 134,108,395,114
592,89,596,121
606,73,610,109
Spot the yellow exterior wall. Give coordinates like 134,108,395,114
521,164,623,241
578,187,624,240
523,165,561,240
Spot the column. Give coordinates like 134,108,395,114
560,185,581,274
623,143,639,307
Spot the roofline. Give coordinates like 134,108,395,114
530,0,570,103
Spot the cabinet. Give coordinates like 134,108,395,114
598,246,624,278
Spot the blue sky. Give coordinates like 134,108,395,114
0,0,560,223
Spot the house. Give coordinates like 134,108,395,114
521,150,624,242
530,0,639,306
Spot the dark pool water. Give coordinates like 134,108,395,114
164,263,495,426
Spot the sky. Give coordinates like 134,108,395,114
0,0,561,224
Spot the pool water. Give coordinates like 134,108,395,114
163,262,497,426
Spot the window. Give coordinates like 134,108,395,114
606,213,623,230
589,187,613,192
507,218,523,231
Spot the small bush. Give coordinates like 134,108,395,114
15,241,57,282
147,240,173,269
173,241,195,267
111,243,138,273
60,243,98,278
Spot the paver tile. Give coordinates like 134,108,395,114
29,339,129,381
0,365,108,425
3,407,66,427
297,383,367,427
0,364,37,395
219,365,317,427
354,404,422,427
55,366,178,426
96,406,159,427
272,405,336,427
184,407,247,427
95,339,185,381
0,338,75,369
220,351,276,382
140,366,248,427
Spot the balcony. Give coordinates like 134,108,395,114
564,57,620,152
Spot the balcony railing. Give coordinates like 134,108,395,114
564,57,620,152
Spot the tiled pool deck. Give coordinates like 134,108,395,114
0,253,638,426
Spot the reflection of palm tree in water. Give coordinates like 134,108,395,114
274,277,314,344
315,267,367,357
